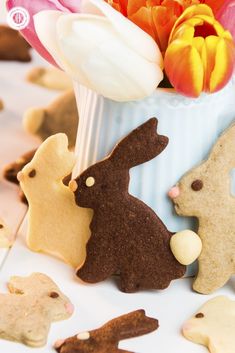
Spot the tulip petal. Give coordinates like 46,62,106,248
169,4,214,42
57,14,163,101
209,38,235,92
83,0,162,65
6,0,76,66
33,11,71,70
165,40,204,97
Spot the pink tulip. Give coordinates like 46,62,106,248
216,0,235,41
6,0,81,66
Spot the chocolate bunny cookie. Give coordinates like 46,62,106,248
70,118,186,292
54,310,158,353
0,25,31,62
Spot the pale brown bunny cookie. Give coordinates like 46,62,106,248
169,123,235,294
0,25,31,62
183,296,235,353
55,310,159,353
18,134,92,268
23,90,78,148
71,118,186,293
26,67,73,91
0,273,74,347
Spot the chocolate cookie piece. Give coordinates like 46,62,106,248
71,118,186,292
3,149,37,204
0,25,31,62
55,310,158,353
3,149,37,185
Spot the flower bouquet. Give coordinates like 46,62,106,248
7,0,235,232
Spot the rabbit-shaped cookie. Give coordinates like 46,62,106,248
23,90,78,148
18,134,93,268
70,118,186,292
0,25,31,62
0,273,74,347
169,123,235,294
54,309,158,353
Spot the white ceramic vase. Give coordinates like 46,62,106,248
73,78,235,234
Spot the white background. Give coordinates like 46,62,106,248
0,1,234,353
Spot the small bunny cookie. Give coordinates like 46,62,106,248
4,149,37,185
0,273,73,347
55,310,158,353
3,149,37,204
0,25,31,62
23,90,78,148
0,99,3,111
26,67,73,90
169,123,235,294
183,296,235,353
71,118,186,292
18,134,92,268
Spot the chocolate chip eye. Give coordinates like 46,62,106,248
49,292,59,298
86,177,95,187
191,179,203,191
0,224,3,229
28,169,36,178
195,313,204,318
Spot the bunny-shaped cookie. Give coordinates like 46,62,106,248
169,123,235,294
18,134,93,268
0,273,74,347
54,309,158,353
0,25,31,62
70,118,186,292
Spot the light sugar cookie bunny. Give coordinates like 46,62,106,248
26,67,73,91
17,133,92,268
169,123,235,294
23,90,78,148
0,273,74,347
183,296,235,353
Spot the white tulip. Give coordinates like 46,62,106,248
34,0,163,102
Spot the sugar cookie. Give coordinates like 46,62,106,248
0,273,73,347
183,296,235,353
26,67,73,90
169,123,235,294
23,90,78,147
18,134,92,268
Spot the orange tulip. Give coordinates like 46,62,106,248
164,4,235,97
106,1,232,53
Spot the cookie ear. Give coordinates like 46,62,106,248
109,118,168,169
23,107,45,135
104,310,158,341
208,123,235,172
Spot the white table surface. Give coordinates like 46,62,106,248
0,5,235,353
